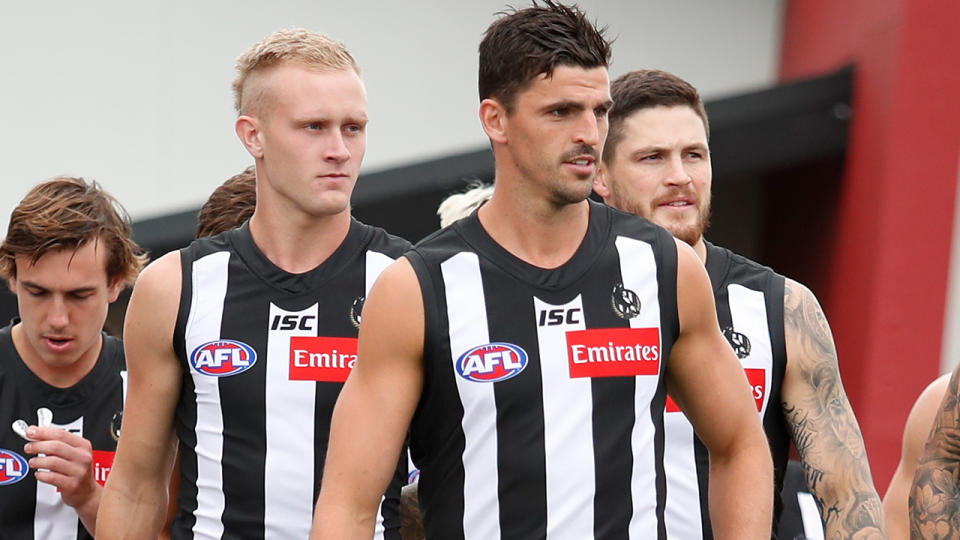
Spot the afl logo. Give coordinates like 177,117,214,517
456,342,528,383
722,327,751,359
190,340,257,377
0,449,28,485
611,282,641,319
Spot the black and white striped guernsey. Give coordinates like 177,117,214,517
171,220,410,539
406,201,681,539
0,323,126,540
661,241,789,539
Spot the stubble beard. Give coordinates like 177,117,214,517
611,191,711,247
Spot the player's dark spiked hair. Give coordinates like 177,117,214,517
479,0,611,111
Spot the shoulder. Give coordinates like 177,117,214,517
706,242,784,289
356,221,412,258
908,373,953,432
783,278,820,315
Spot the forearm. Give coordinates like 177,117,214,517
97,476,168,538
311,500,378,540
707,433,773,539
801,456,885,539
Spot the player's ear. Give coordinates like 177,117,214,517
236,115,264,159
106,275,124,303
594,163,612,200
479,98,508,145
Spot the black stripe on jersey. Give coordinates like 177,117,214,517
218,262,269,540
578,260,635,540
652,227,679,540
406,248,467,540
483,265,549,540
705,241,789,530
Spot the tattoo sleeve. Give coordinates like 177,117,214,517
910,365,960,539
781,279,886,539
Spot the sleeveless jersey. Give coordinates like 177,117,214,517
0,323,126,540
661,241,789,539
172,220,410,540
406,201,681,540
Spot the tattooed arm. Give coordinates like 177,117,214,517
910,364,960,539
883,374,950,539
781,279,886,539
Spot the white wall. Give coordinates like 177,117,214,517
0,0,783,232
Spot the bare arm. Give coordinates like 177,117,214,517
97,253,183,539
883,374,950,540
667,239,773,539
311,258,425,539
910,364,960,538
781,278,885,539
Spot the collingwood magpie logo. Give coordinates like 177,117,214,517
611,282,641,320
722,326,751,359
349,296,365,328
110,410,123,442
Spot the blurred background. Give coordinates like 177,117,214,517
0,0,957,496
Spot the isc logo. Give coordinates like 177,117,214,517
190,339,257,377
0,449,28,486
456,342,528,383
271,314,316,331
538,307,581,326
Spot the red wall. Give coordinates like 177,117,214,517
780,0,960,493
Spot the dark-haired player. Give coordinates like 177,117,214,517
313,2,772,538
594,68,884,539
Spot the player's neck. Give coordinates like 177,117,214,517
477,185,590,269
248,207,351,275
10,323,101,388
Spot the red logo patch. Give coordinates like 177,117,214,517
93,450,115,486
289,337,357,382
666,368,766,413
566,327,660,379
745,368,765,411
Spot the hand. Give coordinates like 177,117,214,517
24,426,101,513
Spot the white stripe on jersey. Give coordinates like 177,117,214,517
441,252,501,540
534,295,594,539
186,251,230,539
662,413,702,539
264,303,318,538
34,417,83,540
615,237,662,537
727,284,773,416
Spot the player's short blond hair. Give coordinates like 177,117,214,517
437,182,494,228
232,28,359,115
